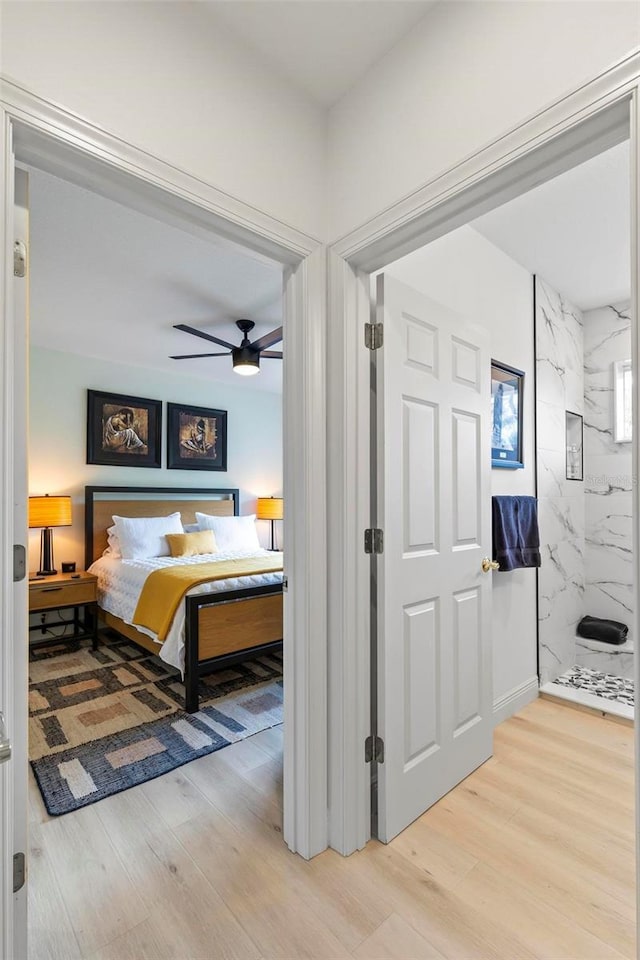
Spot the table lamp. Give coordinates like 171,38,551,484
256,496,283,551
28,494,72,576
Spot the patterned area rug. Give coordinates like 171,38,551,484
552,665,634,707
29,635,283,815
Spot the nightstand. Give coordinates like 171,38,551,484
28,571,99,650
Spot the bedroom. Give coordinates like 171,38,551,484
23,163,287,861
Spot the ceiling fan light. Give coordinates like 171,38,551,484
232,345,260,376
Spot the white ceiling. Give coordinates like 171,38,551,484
29,118,628,391
202,1,435,106
28,167,284,393
472,141,630,311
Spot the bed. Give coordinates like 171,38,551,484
85,485,284,712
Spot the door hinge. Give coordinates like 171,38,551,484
365,322,383,350
14,240,26,278
364,528,383,554
365,735,384,763
13,852,25,893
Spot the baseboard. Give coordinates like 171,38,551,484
493,676,539,726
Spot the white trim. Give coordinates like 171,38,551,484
332,50,639,267
1,101,17,960
283,248,328,858
0,79,328,917
326,254,371,854
334,94,631,270
1,76,320,265
328,53,640,859
8,169,28,960
629,79,640,942
492,678,539,727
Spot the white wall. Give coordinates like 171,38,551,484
0,1,326,240
4,3,638,247
28,347,283,571
328,1,640,240
384,225,537,717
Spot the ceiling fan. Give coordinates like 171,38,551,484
170,319,283,377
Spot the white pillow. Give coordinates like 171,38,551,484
195,513,261,554
112,512,183,560
182,522,200,534
103,524,122,559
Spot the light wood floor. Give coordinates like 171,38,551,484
28,697,635,959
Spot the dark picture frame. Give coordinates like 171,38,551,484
87,390,162,468
167,403,228,471
565,410,584,481
491,360,524,469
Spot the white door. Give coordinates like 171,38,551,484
1,166,29,959
375,274,494,843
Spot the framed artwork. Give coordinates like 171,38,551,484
87,390,162,468
167,403,227,471
565,410,584,481
491,360,524,469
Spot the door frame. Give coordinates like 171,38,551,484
327,51,640,860
0,76,328,957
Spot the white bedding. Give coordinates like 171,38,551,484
88,550,284,672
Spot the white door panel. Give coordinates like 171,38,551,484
376,274,493,843
2,167,30,960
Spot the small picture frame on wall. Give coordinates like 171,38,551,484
87,390,162,468
565,410,583,481
167,403,227,471
491,360,524,469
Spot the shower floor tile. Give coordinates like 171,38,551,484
552,665,634,707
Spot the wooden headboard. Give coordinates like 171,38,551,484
85,485,239,567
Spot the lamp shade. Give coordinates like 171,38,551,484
28,495,72,529
256,497,283,521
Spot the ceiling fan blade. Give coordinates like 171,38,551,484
250,326,283,352
261,351,283,359
174,324,236,351
170,352,231,360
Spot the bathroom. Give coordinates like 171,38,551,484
536,281,633,719
384,135,633,725
473,137,633,721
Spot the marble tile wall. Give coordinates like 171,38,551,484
535,276,585,683
579,302,633,675
575,637,634,679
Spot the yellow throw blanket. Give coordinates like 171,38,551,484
132,555,284,642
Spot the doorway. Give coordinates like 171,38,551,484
328,92,637,847
1,88,327,959
23,156,288,877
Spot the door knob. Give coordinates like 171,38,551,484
481,558,500,573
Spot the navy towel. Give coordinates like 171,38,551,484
492,496,541,571
577,616,628,646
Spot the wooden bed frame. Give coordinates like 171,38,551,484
85,485,283,712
